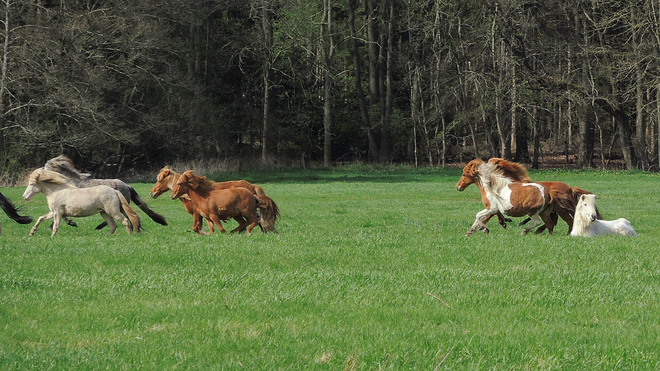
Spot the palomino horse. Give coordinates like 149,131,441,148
570,194,636,237
464,161,555,236
150,166,273,234
488,158,600,234
0,191,33,235
22,168,141,237
170,170,278,235
45,155,167,231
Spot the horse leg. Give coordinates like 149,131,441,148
100,211,119,234
29,212,54,236
50,214,63,237
208,215,226,234
521,214,543,235
467,209,495,236
539,207,556,235
192,213,205,235
230,216,248,234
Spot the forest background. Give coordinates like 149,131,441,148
0,0,658,181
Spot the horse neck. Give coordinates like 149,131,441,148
167,172,180,191
39,181,75,197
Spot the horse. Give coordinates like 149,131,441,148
170,170,266,235
0,191,33,235
149,166,274,234
464,161,555,236
488,158,600,234
456,158,513,230
570,194,637,237
22,168,141,237
44,155,167,231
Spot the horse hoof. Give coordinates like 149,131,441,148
483,228,490,235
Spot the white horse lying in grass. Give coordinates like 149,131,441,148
570,194,637,237
22,168,141,237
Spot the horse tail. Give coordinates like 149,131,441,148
0,191,32,224
255,195,280,233
129,186,168,226
571,187,602,219
118,192,142,233
253,184,266,196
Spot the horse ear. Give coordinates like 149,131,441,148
580,194,586,201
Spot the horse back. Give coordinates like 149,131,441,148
503,182,550,217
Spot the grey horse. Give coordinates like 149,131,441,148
44,155,167,230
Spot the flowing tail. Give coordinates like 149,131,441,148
0,191,32,224
118,192,142,233
256,195,280,233
571,187,602,219
129,187,168,226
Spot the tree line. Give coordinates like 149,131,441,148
0,0,659,176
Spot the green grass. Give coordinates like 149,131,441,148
1,167,659,369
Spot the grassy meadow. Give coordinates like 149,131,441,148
1,166,659,369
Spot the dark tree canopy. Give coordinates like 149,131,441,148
0,0,658,177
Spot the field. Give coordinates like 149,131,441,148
1,166,659,369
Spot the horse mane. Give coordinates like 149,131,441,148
463,158,485,177
572,194,597,235
157,166,177,182
180,170,216,192
477,162,511,195
44,155,91,181
487,158,531,182
30,168,77,186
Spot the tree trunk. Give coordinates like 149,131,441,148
322,0,334,166
365,0,379,106
379,0,392,163
261,0,273,163
0,0,11,153
348,0,378,162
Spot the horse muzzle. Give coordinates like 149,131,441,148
589,214,597,222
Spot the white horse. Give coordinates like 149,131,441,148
22,168,141,237
570,194,637,237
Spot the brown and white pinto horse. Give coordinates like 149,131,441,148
170,170,279,235
150,166,274,234
456,158,516,230
464,161,555,236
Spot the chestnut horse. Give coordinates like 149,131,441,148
150,166,273,234
170,170,279,235
464,161,555,236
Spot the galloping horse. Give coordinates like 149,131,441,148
150,166,274,234
464,161,555,236
45,155,166,231
22,168,141,237
570,194,636,237
0,191,33,235
456,158,515,230
170,171,265,235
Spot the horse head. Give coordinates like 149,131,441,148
487,158,531,182
456,159,484,191
171,170,196,199
150,166,176,198
577,194,598,222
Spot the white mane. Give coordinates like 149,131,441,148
477,162,512,198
